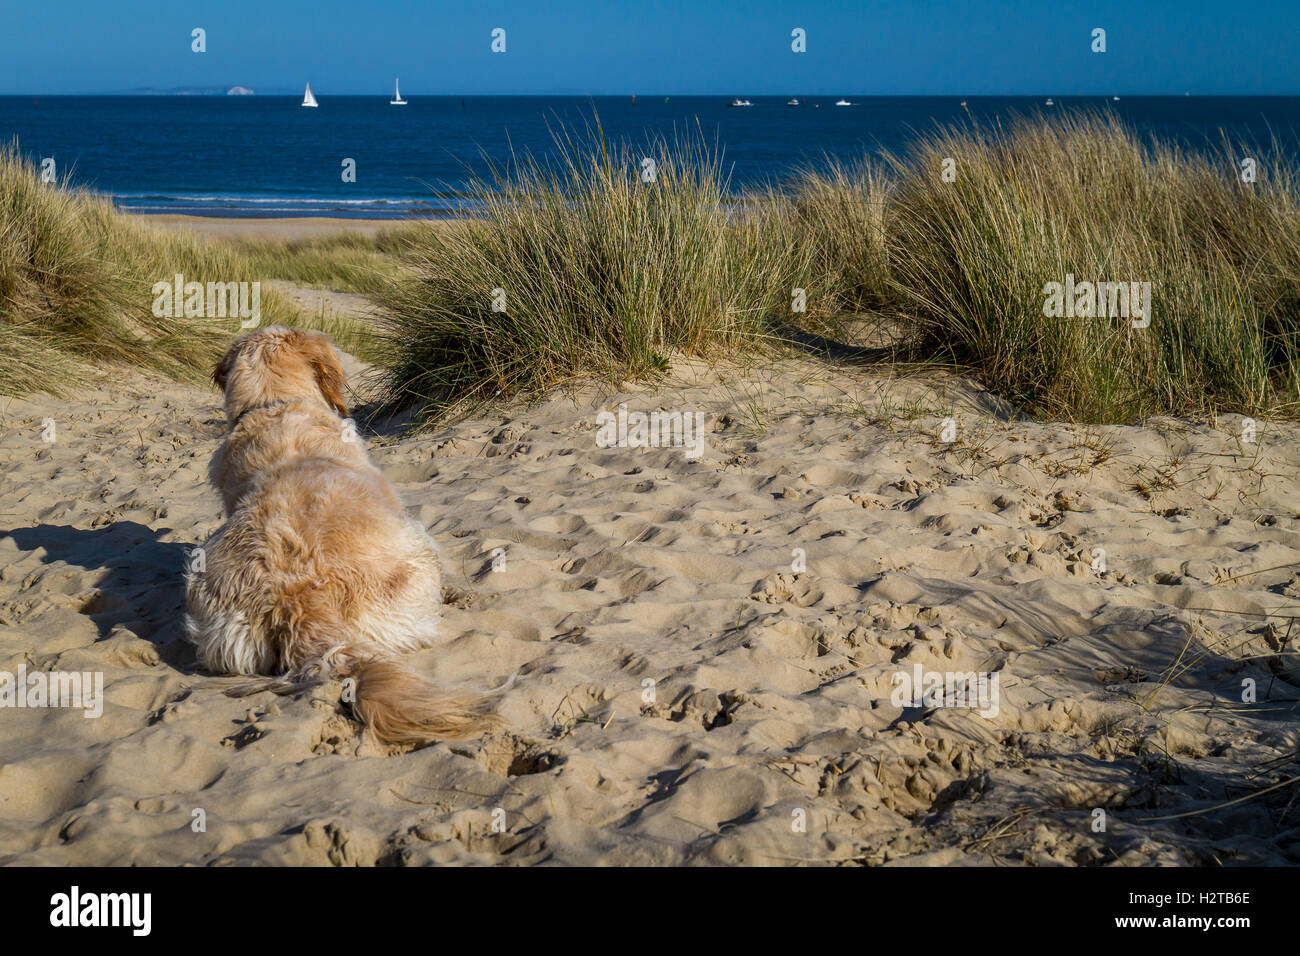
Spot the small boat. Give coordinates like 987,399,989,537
390,78,407,105
1112,96,1120,101
960,100,967,107
728,98,753,107
1045,97,1054,105
302,83,318,108
834,98,852,106
787,98,800,106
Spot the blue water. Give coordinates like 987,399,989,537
3,96,1298,219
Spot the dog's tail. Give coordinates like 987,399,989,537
339,657,500,745
214,650,503,746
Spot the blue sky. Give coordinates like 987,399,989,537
1,0,1296,95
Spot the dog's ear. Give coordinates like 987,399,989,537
212,341,239,392
302,333,348,418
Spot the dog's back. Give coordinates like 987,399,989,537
185,327,497,745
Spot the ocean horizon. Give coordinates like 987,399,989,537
4,94,1300,219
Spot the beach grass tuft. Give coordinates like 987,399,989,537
372,123,807,419
877,111,1300,421
0,143,382,395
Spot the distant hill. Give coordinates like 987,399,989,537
115,86,255,96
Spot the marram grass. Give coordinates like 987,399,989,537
878,111,1300,421
373,124,812,420
5,112,1300,426
0,143,377,395
377,113,1300,424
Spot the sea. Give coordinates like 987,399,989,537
2,95,1298,219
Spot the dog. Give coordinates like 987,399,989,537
185,326,496,745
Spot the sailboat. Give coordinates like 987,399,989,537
302,83,318,108
390,78,407,105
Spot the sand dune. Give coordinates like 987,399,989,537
1,348,1297,865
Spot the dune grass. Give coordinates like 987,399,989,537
377,111,1300,424
878,112,1300,421
231,228,417,296
0,144,386,396
0,145,190,394
373,125,810,419
6,113,1300,426
782,158,892,316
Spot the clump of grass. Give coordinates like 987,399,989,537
783,157,892,315
374,123,805,419
877,111,1300,421
0,142,374,395
0,143,176,392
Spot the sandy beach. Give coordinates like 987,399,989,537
2,333,1297,865
136,215,414,241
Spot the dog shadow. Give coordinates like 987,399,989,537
0,522,196,669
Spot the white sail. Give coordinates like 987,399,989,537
391,78,407,105
302,83,318,107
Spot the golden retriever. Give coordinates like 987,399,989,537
185,326,495,745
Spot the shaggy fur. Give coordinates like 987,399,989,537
185,326,496,745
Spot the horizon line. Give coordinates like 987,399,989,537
9,91,1300,98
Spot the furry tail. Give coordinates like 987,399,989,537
208,653,500,746
343,658,499,744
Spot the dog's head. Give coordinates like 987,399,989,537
212,326,348,424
